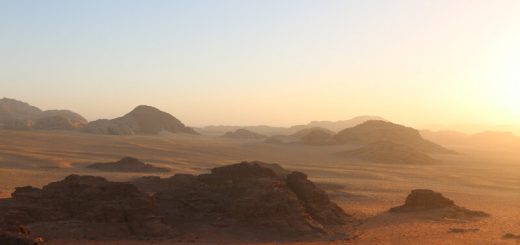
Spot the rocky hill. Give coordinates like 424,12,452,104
0,98,87,130
390,189,488,219
0,161,355,241
198,116,384,136
84,105,198,135
334,120,452,153
289,115,385,133
222,128,267,139
0,98,42,121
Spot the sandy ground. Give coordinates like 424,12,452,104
1,129,520,244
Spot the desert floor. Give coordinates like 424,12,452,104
1,129,520,244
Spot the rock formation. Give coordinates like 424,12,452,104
0,175,175,240
1,161,354,241
86,157,171,173
390,189,488,219
289,115,385,133
84,105,198,135
334,120,453,153
33,115,84,130
339,141,437,164
0,98,42,122
221,128,267,139
151,161,352,239
300,129,336,145
0,98,87,130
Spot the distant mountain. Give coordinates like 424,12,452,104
335,120,453,153
0,98,87,130
198,116,384,136
196,125,288,136
40,110,87,125
301,130,336,145
84,105,198,135
222,129,267,139
338,141,437,164
289,116,385,133
421,130,520,148
290,127,335,139
0,98,42,121
263,127,335,145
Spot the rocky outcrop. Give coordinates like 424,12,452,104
0,175,175,239
86,157,171,173
222,129,267,139
33,115,83,130
84,105,198,135
289,116,385,133
301,130,336,145
136,161,353,240
334,120,453,153
82,119,135,135
263,128,335,145
0,98,42,122
0,98,87,130
390,189,488,219
339,141,437,164
1,162,353,241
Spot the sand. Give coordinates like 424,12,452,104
1,129,520,244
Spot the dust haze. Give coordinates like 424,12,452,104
1,98,520,244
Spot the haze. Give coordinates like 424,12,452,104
1,0,520,129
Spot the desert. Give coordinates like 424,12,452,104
1,113,520,244
3,1,520,244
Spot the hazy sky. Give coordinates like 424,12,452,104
1,0,519,127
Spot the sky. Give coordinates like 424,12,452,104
1,0,520,128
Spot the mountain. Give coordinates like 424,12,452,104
198,116,384,136
196,125,288,136
222,128,267,139
263,127,335,145
84,105,198,135
40,110,87,125
338,141,437,164
0,98,87,130
0,98,42,122
289,115,385,133
334,120,452,153
290,127,335,138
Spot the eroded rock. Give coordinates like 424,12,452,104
1,162,353,242
0,175,175,239
390,189,488,219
